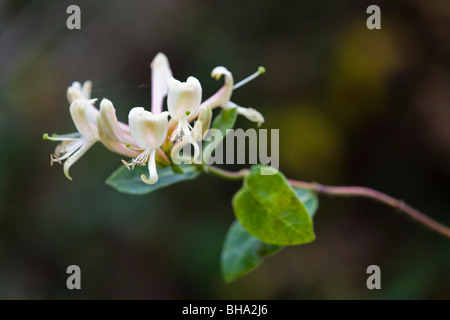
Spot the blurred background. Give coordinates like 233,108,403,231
0,0,449,299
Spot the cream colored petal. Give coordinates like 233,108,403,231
63,139,96,181
99,99,134,144
97,113,139,158
140,148,158,184
151,53,172,114
234,104,265,127
67,81,83,103
167,76,202,121
210,66,233,106
69,99,99,138
128,107,169,149
84,99,100,139
81,81,92,99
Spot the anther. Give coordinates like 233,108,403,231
126,143,144,151
50,154,62,166
233,66,266,90
121,159,131,170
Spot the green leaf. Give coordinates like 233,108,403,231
293,188,319,217
221,220,282,282
232,165,315,245
221,187,318,282
203,107,238,162
106,164,201,195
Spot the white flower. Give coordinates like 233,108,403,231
205,66,265,126
115,52,173,183
165,76,203,164
125,107,169,184
167,76,202,140
43,81,99,180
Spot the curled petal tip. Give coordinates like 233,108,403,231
237,106,265,125
63,164,73,181
140,173,158,185
211,66,231,80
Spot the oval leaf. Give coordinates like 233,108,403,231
232,165,315,245
106,164,201,195
222,188,318,282
221,220,282,282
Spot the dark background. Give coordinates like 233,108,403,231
0,0,449,299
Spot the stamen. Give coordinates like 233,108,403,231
50,154,62,166
43,133,81,141
123,148,152,171
126,143,145,151
171,135,201,165
183,120,193,135
233,66,266,90
171,119,194,142
170,124,182,141
55,140,84,160
121,159,131,170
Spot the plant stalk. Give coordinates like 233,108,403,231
204,165,450,239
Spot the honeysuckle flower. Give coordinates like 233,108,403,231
43,81,100,180
124,107,169,184
171,106,212,164
167,66,266,137
96,99,140,158
167,76,202,141
204,66,265,126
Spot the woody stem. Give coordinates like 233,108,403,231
204,165,450,239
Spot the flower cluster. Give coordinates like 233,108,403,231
44,53,265,184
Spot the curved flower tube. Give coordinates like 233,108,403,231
209,66,265,126
151,53,173,114
168,66,266,136
96,99,141,158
